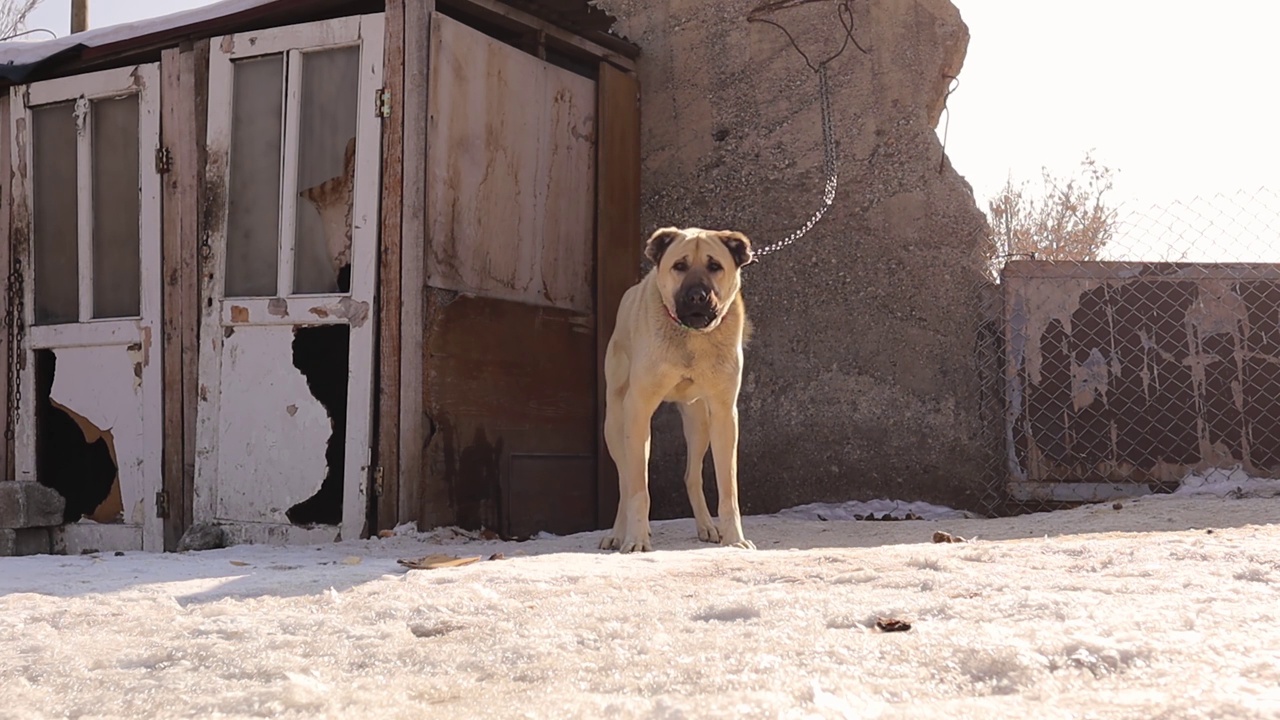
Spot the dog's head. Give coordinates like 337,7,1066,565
644,226,754,331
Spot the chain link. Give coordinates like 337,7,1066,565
5,254,23,442
752,63,838,259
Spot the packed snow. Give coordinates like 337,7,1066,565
3,492,1280,719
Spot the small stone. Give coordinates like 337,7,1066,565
178,523,229,552
114,551,125,557
1112,502,1124,510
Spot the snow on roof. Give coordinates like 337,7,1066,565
0,0,279,80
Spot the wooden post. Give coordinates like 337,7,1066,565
594,64,642,529
71,0,89,33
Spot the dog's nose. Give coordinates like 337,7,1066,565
687,287,709,305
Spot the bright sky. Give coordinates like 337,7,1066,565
22,0,1280,251
945,1,1280,206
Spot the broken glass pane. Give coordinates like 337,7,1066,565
91,94,141,319
31,102,79,325
293,45,360,295
226,54,285,298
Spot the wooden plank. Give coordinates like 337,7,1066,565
426,13,596,313
0,95,10,483
420,295,596,534
398,0,433,526
135,63,167,554
11,85,37,484
594,63,641,529
376,0,406,532
443,0,636,71
159,48,184,551
180,40,210,545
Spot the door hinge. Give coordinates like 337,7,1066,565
155,146,173,174
375,88,392,119
373,465,385,497
155,490,170,519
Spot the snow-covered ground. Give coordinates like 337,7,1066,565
2,491,1280,719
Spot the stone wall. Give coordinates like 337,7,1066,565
593,0,996,515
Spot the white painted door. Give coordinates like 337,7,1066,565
10,64,164,552
195,14,384,545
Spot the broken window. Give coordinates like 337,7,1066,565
293,46,359,295
224,46,359,299
225,54,285,298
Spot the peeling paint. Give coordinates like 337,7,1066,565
230,305,249,323
128,64,148,91
1010,277,1100,386
214,326,329,523
73,96,89,136
1007,263,1280,494
1071,347,1110,411
219,35,235,54
308,297,370,327
268,297,290,318
127,342,145,390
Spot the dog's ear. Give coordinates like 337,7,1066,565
644,227,683,265
719,231,755,268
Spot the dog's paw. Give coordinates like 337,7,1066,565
599,534,622,551
720,535,756,550
696,519,721,544
619,534,653,553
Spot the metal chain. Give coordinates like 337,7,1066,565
752,63,838,259
4,254,23,442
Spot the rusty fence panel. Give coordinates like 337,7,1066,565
977,188,1280,514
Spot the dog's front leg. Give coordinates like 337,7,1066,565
709,399,754,550
618,394,660,553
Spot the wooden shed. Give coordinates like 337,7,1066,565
0,0,641,554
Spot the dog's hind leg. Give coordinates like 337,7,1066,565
678,398,719,543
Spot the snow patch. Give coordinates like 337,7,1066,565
1172,465,1280,499
773,498,976,521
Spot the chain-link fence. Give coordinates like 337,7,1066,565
974,187,1280,516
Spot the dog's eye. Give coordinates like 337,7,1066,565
707,260,723,273
672,260,689,272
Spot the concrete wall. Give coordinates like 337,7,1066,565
594,0,995,515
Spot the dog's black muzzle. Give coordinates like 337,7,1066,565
675,284,718,330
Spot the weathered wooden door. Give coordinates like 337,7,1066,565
195,15,385,544
9,65,165,552
418,13,600,537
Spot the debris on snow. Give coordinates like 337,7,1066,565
875,617,913,633
398,553,482,570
